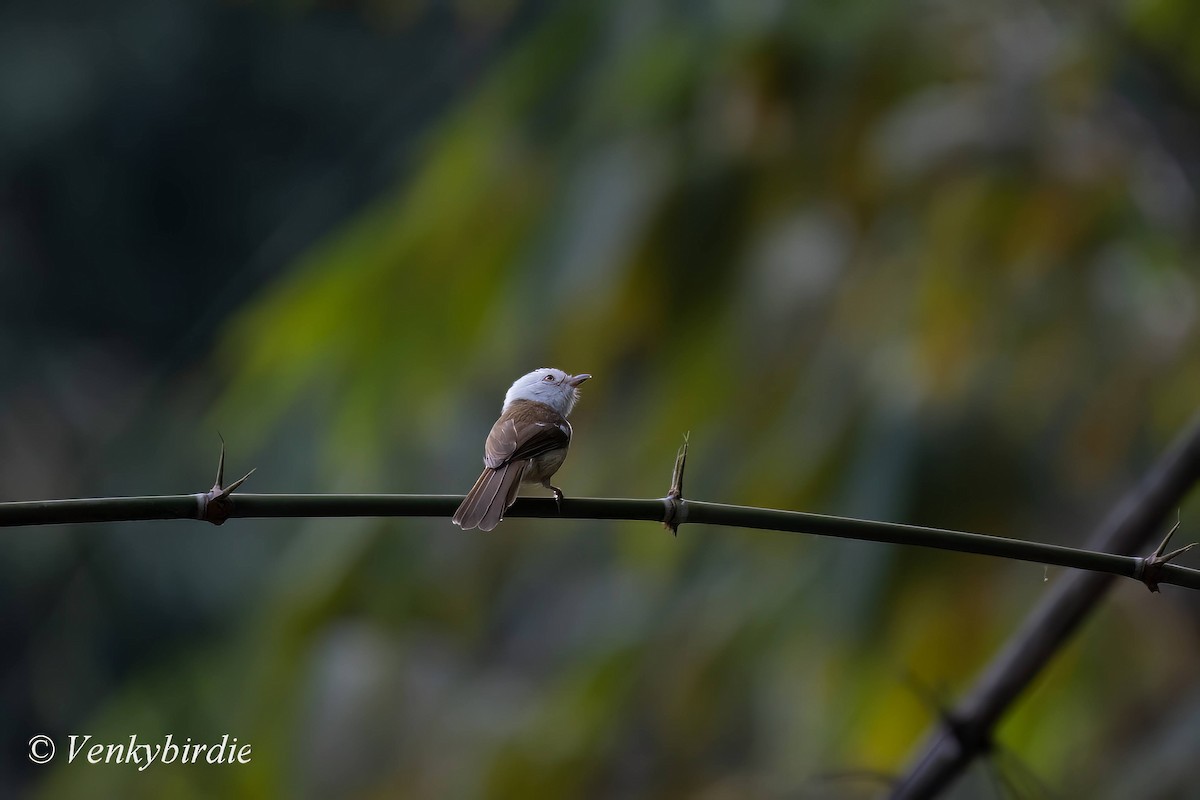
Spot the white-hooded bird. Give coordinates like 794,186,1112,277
452,368,591,531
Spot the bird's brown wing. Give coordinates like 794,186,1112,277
484,415,571,469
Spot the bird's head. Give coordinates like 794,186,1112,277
503,368,591,416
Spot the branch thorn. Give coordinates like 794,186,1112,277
199,436,255,525
1136,510,1194,592
662,432,689,536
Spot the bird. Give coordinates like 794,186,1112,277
452,368,591,531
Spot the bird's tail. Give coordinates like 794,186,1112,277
452,461,526,531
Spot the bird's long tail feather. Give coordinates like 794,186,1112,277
453,461,527,531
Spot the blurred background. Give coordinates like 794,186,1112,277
3,0,1199,796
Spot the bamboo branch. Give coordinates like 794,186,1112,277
2,492,1197,589
892,412,1200,799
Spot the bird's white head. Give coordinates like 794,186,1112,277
503,368,591,416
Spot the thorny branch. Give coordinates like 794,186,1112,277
892,412,1200,799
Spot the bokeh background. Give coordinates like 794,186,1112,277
3,0,1200,797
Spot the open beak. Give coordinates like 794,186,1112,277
567,373,592,387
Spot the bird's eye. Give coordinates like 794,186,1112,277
543,375,555,382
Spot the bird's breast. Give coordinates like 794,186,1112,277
522,447,568,483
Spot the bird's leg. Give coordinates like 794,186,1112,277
543,479,564,513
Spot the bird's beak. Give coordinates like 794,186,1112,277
567,373,592,387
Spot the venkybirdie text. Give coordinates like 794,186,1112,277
67,734,251,770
